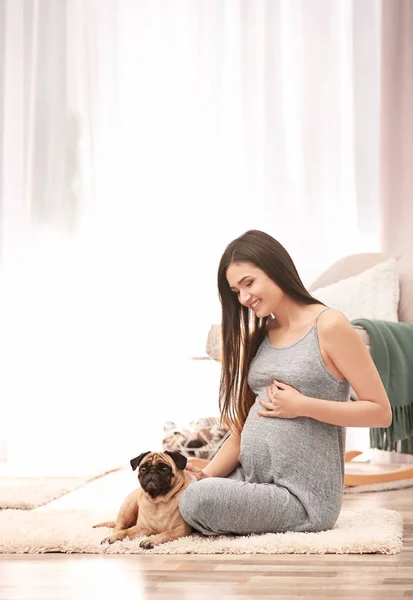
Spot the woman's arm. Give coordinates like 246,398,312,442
202,431,241,477
303,395,391,427
305,311,392,427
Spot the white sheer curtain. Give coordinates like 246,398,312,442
0,0,381,473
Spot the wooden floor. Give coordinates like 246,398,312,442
0,472,412,600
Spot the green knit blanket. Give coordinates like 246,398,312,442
351,318,413,454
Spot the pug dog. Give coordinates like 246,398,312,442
93,450,197,549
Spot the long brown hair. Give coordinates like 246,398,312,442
217,230,323,435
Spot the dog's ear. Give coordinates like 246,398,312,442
130,451,151,471
164,451,188,471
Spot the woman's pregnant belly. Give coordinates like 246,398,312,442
239,396,343,491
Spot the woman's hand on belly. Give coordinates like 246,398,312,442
257,380,309,419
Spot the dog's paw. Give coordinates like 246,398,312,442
101,534,123,545
139,538,154,550
100,537,114,545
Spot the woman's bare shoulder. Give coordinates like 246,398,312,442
316,308,361,347
317,308,350,329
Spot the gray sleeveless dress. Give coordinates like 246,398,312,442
179,308,350,535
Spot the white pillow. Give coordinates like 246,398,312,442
312,258,400,322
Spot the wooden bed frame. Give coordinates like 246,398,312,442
343,450,413,486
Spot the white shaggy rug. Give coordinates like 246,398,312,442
0,507,403,555
0,469,119,510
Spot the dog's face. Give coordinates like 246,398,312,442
129,451,188,499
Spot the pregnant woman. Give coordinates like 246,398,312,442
179,229,392,535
